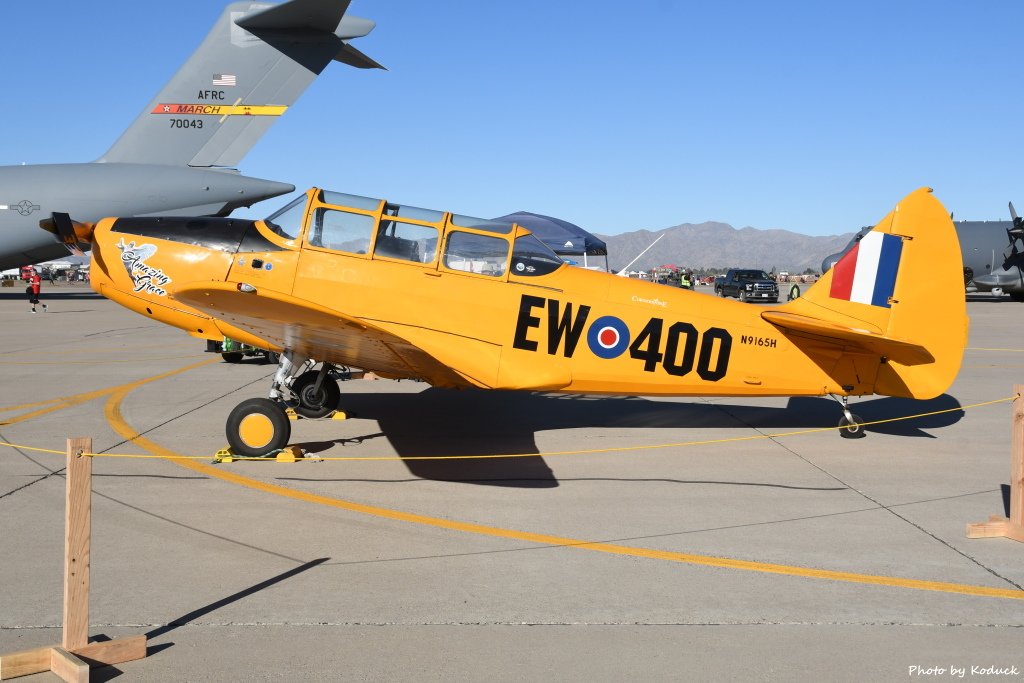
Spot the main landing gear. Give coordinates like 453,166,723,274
834,394,865,439
225,351,345,456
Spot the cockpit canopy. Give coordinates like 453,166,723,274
264,188,565,278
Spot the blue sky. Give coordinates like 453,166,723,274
3,1,1022,236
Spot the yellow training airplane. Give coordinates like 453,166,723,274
45,186,967,456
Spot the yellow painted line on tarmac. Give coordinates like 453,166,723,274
0,358,216,427
103,384,1024,602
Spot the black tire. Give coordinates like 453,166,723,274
226,398,291,456
838,413,865,439
291,371,341,419
716,289,725,297
788,284,801,301
221,352,244,363
739,290,748,303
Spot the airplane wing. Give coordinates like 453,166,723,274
761,310,934,366
172,282,474,388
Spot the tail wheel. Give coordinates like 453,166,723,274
221,352,244,363
838,413,865,439
788,284,801,301
226,398,291,456
292,370,341,419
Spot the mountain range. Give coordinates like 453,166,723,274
594,222,856,274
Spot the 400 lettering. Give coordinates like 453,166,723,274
628,319,732,380
512,296,732,382
169,118,204,129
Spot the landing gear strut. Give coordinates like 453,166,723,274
291,365,341,419
834,394,865,439
224,351,344,456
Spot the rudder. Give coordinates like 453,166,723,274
766,188,968,399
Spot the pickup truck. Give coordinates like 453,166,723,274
715,269,779,303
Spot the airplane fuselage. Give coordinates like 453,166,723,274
81,188,966,403
0,163,292,270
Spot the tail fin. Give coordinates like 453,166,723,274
764,188,968,399
99,0,381,168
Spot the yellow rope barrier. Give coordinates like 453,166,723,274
0,442,65,455
1,395,1015,463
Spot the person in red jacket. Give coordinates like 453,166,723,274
25,269,47,313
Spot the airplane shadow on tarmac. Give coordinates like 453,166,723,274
290,388,963,489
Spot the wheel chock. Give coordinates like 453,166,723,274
286,407,347,421
275,446,305,463
213,446,306,463
213,448,235,463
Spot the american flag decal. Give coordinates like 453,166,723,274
213,73,236,86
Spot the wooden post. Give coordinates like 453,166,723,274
0,438,147,681
63,437,91,652
967,384,1024,542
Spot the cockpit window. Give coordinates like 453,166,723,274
383,202,444,224
510,234,564,277
263,195,307,240
310,209,374,254
443,231,508,277
451,215,514,234
374,219,438,264
321,190,381,212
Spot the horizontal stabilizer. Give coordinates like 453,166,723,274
335,42,387,70
761,310,934,366
237,0,376,39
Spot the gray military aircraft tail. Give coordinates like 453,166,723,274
1,0,381,270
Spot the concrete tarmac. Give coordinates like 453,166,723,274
1,283,1022,681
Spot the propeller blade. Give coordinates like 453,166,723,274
1011,201,1021,227
40,212,90,256
53,212,85,256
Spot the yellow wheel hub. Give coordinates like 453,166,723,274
238,413,275,449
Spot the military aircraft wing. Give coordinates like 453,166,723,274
171,281,473,388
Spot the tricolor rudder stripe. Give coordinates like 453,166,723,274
829,231,903,308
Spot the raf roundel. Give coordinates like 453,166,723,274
587,316,631,359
